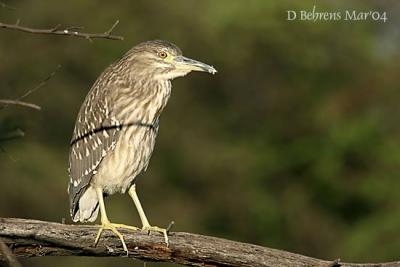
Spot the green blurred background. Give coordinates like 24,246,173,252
1,0,400,266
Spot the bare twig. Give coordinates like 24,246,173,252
1,218,400,267
0,1,16,10
0,239,22,267
0,65,61,111
0,100,41,110
16,64,61,101
0,128,24,142
0,20,124,41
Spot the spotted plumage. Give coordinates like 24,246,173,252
68,81,121,220
67,40,216,251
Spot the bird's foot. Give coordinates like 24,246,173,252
95,222,138,253
142,224,169,246
110,223,139,231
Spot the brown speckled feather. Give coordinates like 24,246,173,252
68,65,123,218
67,40,216,224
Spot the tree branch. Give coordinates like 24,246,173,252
0,20,123,41
0,65,61,111
15,65,61,102
0,218,399,266
0,100,41,110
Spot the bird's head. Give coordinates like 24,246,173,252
125,40,217,80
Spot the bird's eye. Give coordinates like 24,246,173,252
158,51,168,58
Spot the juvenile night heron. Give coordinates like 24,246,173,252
68,40,216,252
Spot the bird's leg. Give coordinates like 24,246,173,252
94,187,138,253
128,185,169,246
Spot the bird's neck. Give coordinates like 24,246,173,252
114,79,172,125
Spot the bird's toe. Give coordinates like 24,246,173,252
142,225,169,246
95,222,130,254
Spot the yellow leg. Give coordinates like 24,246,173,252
128,185,169,246
94,187,139,253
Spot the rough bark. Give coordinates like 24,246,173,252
0,218,398,267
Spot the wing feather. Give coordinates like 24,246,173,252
68,82,121,218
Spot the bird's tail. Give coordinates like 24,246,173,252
72,186,99,223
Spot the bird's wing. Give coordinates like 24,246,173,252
68,85,121,218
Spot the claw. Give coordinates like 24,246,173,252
95,222,139,254
142,225,169,246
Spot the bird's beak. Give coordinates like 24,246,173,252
173,56,217,74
